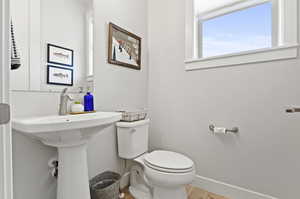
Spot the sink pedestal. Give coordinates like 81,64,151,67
57,143,90,199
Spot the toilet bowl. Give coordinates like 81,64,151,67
130,151,195,199
116,119,195,199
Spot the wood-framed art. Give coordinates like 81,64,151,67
108,23,142,70
47,44,74,67
47,65,73,86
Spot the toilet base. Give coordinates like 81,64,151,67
129,184,152,199
153,187,187,199
130,185,187,199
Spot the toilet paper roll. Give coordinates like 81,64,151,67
213,127,227,134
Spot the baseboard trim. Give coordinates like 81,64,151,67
192,175,279,199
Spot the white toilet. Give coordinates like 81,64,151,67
116,119,195,199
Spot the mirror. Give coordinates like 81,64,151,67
10,0,94,93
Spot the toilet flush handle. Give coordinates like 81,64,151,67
130,128,137,133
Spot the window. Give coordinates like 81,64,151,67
87,18,94,77
185,0,299,70
202,3,272,57
86,12,94,79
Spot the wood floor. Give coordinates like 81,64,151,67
123,185,230,199
123,188,134,199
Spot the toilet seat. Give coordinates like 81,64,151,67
144,151,194,173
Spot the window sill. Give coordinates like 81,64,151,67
184,44,299,71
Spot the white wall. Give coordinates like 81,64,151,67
11,0,148,199
147,0,300,199
89,0,149,178
10,0,30,90
93,0,149,111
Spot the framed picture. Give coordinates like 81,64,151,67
47,65,73,86
47,44,74,67
108,23,141,70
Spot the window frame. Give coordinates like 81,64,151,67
86,11,94,82
185,0,299,71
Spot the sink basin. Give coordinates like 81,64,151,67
12,112,122,199
13,111,121,133
13,112,122,146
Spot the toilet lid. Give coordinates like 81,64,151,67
144,151,194,171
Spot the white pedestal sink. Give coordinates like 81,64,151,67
12,112,122,199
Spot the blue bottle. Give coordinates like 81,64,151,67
84,92,94,112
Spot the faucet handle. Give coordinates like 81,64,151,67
61,88,68,95
67,95,74,101
78,87,84,93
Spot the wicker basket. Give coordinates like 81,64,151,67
90,171,121,199
118,109,147,122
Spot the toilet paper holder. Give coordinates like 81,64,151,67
209,124,239,134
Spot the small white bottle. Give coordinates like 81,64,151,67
71,101,84,113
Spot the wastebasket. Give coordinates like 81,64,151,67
90,171,121,199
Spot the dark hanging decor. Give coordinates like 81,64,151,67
11,21,21,70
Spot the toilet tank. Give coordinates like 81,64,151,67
116,119,150,159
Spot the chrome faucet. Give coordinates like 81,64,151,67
59,88,73,115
